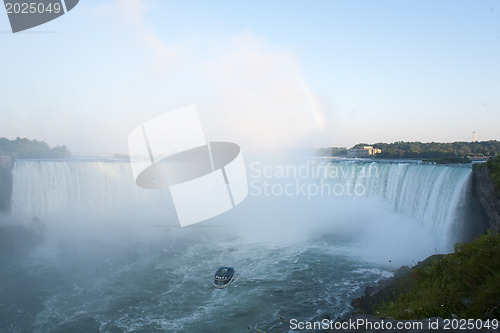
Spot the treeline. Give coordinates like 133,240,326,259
318,141,500,160
486,157,500,191
359,141,500,159
0,137,71,159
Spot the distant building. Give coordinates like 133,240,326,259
347,146,381,158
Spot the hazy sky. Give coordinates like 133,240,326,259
1,0,499,153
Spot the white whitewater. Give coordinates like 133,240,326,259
4,158,476,332
11,158,472,244
11,159,149,218
324,161,472,243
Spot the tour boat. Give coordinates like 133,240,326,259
214,267,235,288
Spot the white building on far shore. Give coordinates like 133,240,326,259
347,146,381,158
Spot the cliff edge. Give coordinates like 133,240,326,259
472,161,500,233
0,155,13,212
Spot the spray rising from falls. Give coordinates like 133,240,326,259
322,161,472,242
10,158,473,249
10,159,170,219
244,159,474,255
3,158,476,332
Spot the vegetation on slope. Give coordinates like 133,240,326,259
485,157,500,191
376,232,500,320
0,137,71,159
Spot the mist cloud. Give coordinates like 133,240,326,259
90,0,331,154
201,32,331,153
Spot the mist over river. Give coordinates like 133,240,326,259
0,156,476,332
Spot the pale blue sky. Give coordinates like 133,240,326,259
1,0,499,153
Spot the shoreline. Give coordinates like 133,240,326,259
335,233,500,332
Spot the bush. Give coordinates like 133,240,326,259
0,137,71,159
486,157,500,191
377,232,500,320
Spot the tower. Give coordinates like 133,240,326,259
472,130,477,142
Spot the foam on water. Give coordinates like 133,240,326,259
2,228,390,332
2,157,475,332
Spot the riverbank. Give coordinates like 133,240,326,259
473,158,500,233
341,232,500,332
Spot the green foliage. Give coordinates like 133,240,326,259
352,143,371,149
322,141,500,161
486,157,500,191
0,137,71,159
376,233,500,320
354,141,500,160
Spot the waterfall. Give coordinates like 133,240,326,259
11,159,160,218
11,158,473,245
323,161,472,243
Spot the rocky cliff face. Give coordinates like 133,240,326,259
0,156,13,212
472,164,500,233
